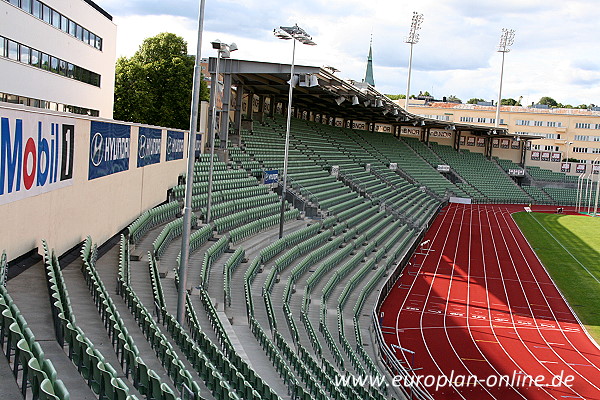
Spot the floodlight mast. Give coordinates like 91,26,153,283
404,11,424,112
495,28,515,128
274,24,316,239
178,0,206,324
205,40,238,226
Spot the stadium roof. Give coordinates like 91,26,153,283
210,57,540,139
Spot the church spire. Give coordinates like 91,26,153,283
364,35,375,86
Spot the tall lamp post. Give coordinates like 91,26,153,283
404,11,424,112
178,0,206,324
273,24,316,238
495,28,515,128
205,40,238,225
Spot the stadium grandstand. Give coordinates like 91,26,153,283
2,12,600,400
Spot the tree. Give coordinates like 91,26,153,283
385,94,406,100
114,32,209,130
467,98,485,104
501,98,518,106
538,96,558,107
447,95,462,103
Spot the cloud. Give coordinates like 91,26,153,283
94,0,600,106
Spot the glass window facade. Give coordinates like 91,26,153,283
3,0,103,50
1,35,101,87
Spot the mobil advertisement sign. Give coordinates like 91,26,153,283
1,110,74,206
166,130,184,161
88,121,130,180
137,127,161,168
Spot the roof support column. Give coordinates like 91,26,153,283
268,96,276,118
219,72,232,149
257,94,265,124
454,130,462,151
247,92,255,121
485,136,493,159
233,83,244,139
520,139,528,167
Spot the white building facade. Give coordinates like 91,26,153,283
0,0,116,117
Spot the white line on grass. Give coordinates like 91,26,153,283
528,213,600,285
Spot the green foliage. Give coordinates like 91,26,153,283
467,98,485,104
538,96,558,107
114,32,209,130
385,94,406,100
446,95,461,103
501,98,519,106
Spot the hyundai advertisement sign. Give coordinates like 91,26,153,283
1,110,74,205
137,127,161,168
166,130,184,161
88,121,131,180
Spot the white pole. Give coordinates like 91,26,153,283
495,51,506,128
206,51,221,224
576,174,583,212
405,42,414,112
178,0,206,324
593,161,600,217
279,38,296,238
586,172,593,213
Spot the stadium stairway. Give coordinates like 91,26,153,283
8,260,99,399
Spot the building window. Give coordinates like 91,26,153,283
593,136,600,142
575,122,591,129
545,133,557,139
19,44,29,64
516,120,530,126
0,90,100,116
574,135,589,141
573,147,588,153
592,148,600,154
532,144,540,150
1,35,101,87
4,0,103,50
7,40,19,60
534,121,543,126
460,116,474,122
544,145,556,151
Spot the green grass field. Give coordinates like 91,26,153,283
513,212,600,342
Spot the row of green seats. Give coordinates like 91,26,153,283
191,186,269,211
229,209,300,244
223,247,245,307
128,202,180,244
44,240,142,400
200,236,229,288
1,252,70,400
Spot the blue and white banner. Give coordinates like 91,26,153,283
137,127,161,168
166,130,184,161
264,170,279,184
1,109,74,206
88,121,130,180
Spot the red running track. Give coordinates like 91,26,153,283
380,203,600,400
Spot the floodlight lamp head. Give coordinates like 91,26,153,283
211,39,223,49
229,43,238,52
498,28,516,52
274,29,291,40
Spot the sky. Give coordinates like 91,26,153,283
93,0,600,107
